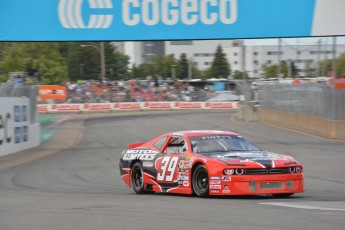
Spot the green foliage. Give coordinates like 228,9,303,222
0,42,67,84
261,64,278,78
210,45,231,78
232,70,248,80
304,60,315,78
336,52,345,78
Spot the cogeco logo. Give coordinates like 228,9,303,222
123,0,238,26
58,0,114,29
58,0,237,29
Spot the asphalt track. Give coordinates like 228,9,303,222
0,111,345,230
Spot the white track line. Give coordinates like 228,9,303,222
260,202,345,212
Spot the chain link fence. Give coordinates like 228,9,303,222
258,84,345,120
0,83,38,123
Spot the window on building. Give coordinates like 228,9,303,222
254,60,259,65
267,60,272,64
310,50,333,55
254,70,258,73
267,51,283,55
253,52,259,55
234,61,238,65
234,52,238,56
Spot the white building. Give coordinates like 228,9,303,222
120,39,345,78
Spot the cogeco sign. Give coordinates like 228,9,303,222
122,0,237,26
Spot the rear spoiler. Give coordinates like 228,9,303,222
128,142,145,149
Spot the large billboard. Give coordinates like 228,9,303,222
0,0,344,41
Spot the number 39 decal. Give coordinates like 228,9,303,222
157,156,179,182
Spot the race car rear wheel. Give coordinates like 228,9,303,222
131,162,145,194
192,164,209,198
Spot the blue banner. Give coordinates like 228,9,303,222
0,0,341,41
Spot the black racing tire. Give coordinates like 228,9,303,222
272,193,294,198
192,164,209,198
131,162,145,194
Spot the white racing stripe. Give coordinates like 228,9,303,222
260,202,345,212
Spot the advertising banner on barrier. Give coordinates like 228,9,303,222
1,0,345,41
50,104,82,112
36,102,239,113
0,98,40,157
38,85,67,101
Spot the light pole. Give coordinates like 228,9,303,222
80,42,106,81
171,65,176,81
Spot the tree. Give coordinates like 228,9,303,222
232,70,248,80
304,60,315,78
0,42,68,84
336,53,345,78
261,64,278,78
210,45,231,78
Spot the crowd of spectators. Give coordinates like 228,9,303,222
60,77,216,104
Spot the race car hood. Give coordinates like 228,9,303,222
210,151,296,168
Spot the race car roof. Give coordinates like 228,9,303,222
171,130,239,137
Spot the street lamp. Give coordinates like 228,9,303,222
171,64,176,81
80,42,106,81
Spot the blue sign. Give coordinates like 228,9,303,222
0,0,343,41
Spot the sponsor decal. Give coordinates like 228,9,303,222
183,181,189,187
113,102,141,110
221,176,232,181
83,103,111,111
210,180,221,185
51,104,81,111
178,176,189,181
123,150,157,160
178,180,183,185
144,102,171,109
37,105,49,112
210,176,220,180
210,185,221,189
126,149,157,154
143,162,154,167
38,85,67,101
223,190,231,193
174,102,202,109
204,102,235,109
179,171,189,177
210,189,220,194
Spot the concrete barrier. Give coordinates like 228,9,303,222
0,98,40,157
258,107,345,141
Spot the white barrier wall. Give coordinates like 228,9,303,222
37,102,239,113
0,98,40,157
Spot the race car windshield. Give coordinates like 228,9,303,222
189,135,261,155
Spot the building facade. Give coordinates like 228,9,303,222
120,39,345,78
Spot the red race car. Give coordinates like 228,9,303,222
119,130,304,197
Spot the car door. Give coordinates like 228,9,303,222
155,135,186,188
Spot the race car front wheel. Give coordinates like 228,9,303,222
131,162,145,194
192,164,209,198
